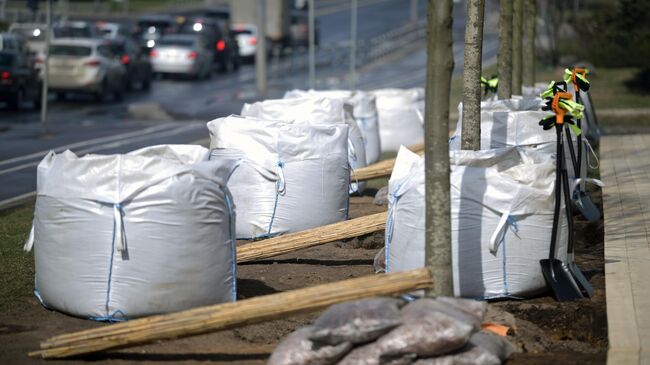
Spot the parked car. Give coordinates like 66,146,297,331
41,38,126,101
133,15,179,49
176,16,240,72
0,46,41,110
106,36,152,91
8,23,48,54
53,21,102,39
96,21,132,40
231,23,258,59
149,34,213,79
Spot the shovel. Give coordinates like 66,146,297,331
560,142,594,297
564,125,601,222
540,123,584,302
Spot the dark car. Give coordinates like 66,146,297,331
53,21,102,39
133,15,179,49
289,11,319,47
106,36,152,91
0,49,41,110
176,17,240,72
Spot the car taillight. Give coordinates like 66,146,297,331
1,71,10,79
216,39,226,51
149,49,158,57
35,58,44,64
188,51,198,59
84,60,100,67
248,37,257,45
120,55,130,64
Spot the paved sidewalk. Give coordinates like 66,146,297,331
601,134,650,364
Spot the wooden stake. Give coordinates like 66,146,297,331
237,211,388,263
352,143,425,181
31,269,433,359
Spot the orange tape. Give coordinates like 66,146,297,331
482,322,510,337
552,92,572,125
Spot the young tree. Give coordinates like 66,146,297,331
497,0,513,99
523,0,536,87
424,0,454,297
512,0,523,95
461,0,485,151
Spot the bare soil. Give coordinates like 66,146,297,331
0,191,606,364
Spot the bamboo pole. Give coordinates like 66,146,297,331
31,269,433,359
237,211,388,263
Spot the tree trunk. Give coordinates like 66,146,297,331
424,0,454,297
461,0,485,151
523,0,536,87
512,0,523,95
497,0,513,99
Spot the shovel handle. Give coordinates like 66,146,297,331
571,67,588,92
552,92,572,125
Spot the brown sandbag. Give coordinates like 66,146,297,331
310,297,404,345
267,326,352,365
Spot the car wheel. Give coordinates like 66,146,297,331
7,88,23,110
33,92,42,110
114,82,125,102
94,80,107,102
142,76,151,91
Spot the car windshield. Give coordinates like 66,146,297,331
137,21,171,33
157,38,194,47
0,52,14,66
232,29,253,36
50,45,92,56
11,27,46,41
53,27,93,38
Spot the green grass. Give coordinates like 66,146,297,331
0,205,35,312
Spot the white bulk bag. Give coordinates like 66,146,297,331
385,146,568,299
373,88,425,153
207,115,349,239
522,82,550,97
241,96,367,194
283,89,381,165
26,145,237,320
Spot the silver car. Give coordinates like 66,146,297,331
41,38,126,101
8,23,48,54
149,34,213,79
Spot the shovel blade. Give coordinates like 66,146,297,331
568,261,594,297
540,259,584,302
574,191,601,222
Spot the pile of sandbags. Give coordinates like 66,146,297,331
384,146,566,299
284,89,382,165
24,145,238,320
373,88,425,153
241,96,367,194
268,297,513,365
207,115,349,239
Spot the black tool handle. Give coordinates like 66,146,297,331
549,124,563,260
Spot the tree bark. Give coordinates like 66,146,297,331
512,0,523,95
497,0,513,99
523,0,536,87
461,0,485,151
424,0,454,297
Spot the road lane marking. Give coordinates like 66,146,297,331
0,123,178,168
0,123,204,176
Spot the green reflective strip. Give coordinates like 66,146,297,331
559,99,585,119
563,68,590,87
540,81,557,99
569,123,582,136
487,78,499,88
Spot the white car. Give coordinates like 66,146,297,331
150,34,213,79
40,38,126,101
231,23,258,58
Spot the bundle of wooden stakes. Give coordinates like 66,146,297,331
30,268,433,359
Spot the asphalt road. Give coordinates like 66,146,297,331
0,0,499,208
